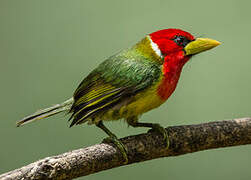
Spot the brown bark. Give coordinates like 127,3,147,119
1,117,251,180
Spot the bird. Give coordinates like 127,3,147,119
17,28,220,163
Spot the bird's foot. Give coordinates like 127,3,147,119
148,123,169,149
102,135,128,164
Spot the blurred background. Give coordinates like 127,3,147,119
1,0,251,179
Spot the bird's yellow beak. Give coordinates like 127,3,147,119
184,38,221,56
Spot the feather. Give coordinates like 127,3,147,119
69,46,162,126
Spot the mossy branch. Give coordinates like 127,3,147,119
1,117,251,180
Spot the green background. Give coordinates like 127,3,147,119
1,0,251,179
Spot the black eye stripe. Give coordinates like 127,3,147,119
173,35,191,47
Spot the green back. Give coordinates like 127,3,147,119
69,47,162,126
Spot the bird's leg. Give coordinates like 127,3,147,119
127,117,169,148
96,121,128,164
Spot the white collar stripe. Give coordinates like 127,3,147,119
147,35,164,59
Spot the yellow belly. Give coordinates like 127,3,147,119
99,77,165,122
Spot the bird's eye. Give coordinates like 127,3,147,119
173,36,191,47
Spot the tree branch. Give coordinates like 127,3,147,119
1,117,251,180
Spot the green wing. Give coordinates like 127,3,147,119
69,52,161,126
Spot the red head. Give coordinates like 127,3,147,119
148,28,220,70
150,29,195,57
148,29,220,100
149,29,197,77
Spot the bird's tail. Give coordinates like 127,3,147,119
16,98,74,127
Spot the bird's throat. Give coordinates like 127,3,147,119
157,53,190,100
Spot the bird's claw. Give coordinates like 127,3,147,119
102,136,128,164
148,124,169,149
